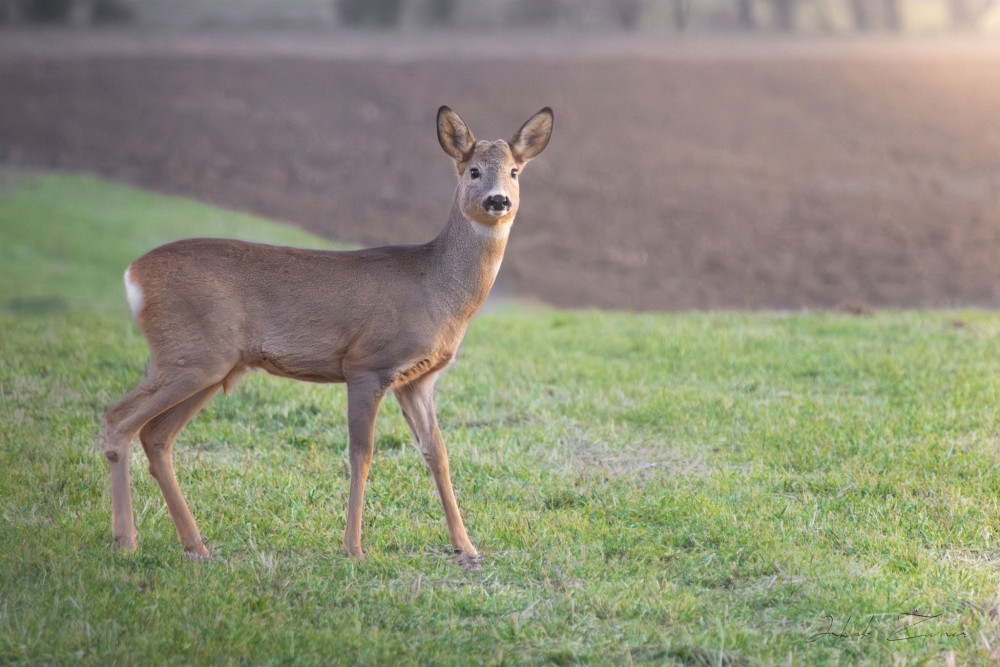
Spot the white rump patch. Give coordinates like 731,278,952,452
124,265,144,320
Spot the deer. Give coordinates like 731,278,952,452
99,106,553,567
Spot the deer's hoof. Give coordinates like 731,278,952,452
184,543,212,561
344,544,366,560
456,549,482,571
112,534,138,551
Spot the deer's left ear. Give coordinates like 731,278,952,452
510,107,554,164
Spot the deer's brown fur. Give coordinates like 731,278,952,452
99,106,553,565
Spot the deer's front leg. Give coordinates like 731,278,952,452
343,376,385,558
394,375,478,565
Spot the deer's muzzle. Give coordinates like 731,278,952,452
484,194,512,213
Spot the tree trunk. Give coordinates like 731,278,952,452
426,0,456,25
882,0,901,31
950,0,997,28
949,0,975,27
336,0,367,25
372,0,404,26
673,0,689,31
509,0,559,26
737,0,756,29
848,0,870,31
771,0,796,31
336,0,405,27
610,0,643,29
22,0,73,22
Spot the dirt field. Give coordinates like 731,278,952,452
2,31,1000,310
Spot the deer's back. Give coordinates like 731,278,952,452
128,238,469,386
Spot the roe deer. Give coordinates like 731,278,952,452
99,106,553,566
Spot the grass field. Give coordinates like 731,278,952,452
2,169,1000,664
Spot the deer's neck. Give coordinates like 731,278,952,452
428,194,511,319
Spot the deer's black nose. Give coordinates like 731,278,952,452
484,194,511,212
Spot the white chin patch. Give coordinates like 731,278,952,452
472,219,512,239
124,265,144,320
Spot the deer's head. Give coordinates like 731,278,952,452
437,106,553,228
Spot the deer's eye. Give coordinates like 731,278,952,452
511,168,519,179
469,167,481,179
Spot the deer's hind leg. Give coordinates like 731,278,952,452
101,364,232,552
138,383,222,558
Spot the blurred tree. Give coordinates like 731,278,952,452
21,0,70,21
770,0,797,30
336,0,405,27
508,0,559,26
372,0,405,26
882,0,901,31
949,0,997,28
949,0,974,26
737,0,756,29
673,0,689,30
848,0,870,30
336,0,365,25
847,0,902,32
0,0,17,22
15,0,131,23
425,0,456,24
610,0,643,29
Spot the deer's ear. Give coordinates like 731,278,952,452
510,107,553,164
437,106,477,163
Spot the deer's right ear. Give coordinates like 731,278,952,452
437,106,477,163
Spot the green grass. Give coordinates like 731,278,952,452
2,168,1000,665
0,168,331,316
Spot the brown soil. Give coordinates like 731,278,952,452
3,31,1000,311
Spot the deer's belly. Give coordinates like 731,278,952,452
252,344,347,384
